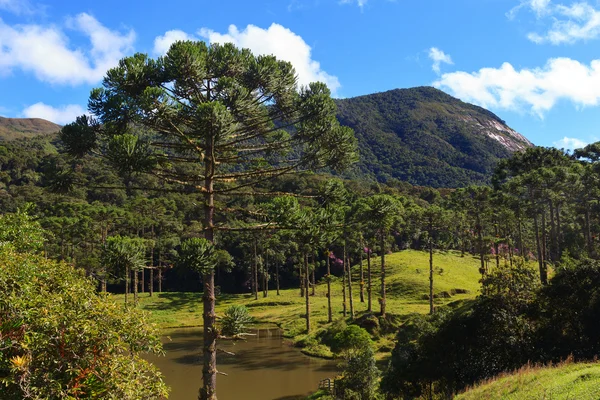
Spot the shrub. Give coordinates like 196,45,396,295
220,305,253,337
332,326,380,400
0,249,168,399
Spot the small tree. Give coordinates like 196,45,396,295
365,195,402,317
102,235,146,305
220,305,253,337
332,325,379,400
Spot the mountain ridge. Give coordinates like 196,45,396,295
0,87,533,188
0,116,61,141
335,86,533,187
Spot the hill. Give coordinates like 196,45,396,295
0,117,61,141
455,362,600,400
335,87,533,187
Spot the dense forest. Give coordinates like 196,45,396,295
336,86,532,187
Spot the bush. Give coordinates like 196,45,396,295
332,326,380,400
0,249,168,399
220,305,253,336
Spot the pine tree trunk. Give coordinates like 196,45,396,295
150,267,154,297
125,266,129,305
380,231,386,318
299,263,304,297
359,241,365,303
141,268,145,294
311,254,315,296
199,125,217,400
542,207,548,278
134,269,138,306
150,228,154,297
533,207,546,285
326,251,332,323
556,204,562,259
276,263,280,296
158,265,162,293
517,213,524,258
494,222,500,269
549,199,558,263
253,239,258,300
264,252,268,298
586,203,593,257
429,238,434,315
367,249,372,313
347,253,354,320
477,215,485,277
304,252,310,333
342,252,347,317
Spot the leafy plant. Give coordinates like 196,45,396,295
220,305,253,337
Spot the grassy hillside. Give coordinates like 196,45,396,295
0,117,61,140
336,87,533,187
116,250,482,358
455,362,600,400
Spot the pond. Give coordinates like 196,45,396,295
146,327,338,400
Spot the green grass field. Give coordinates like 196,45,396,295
113,249,482,358
455,362,600,400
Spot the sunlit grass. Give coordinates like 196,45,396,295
112,249,483,359
455,361,600,400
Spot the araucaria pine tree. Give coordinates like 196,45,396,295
60,41,356,400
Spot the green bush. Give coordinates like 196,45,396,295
220,305,253,337
0,249,168,399
332,326,380,400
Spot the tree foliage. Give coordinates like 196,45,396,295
0,250,168,399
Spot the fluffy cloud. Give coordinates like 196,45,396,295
0,13,135,85
198,23,340,94
21,103,85,125
153,29,197,55
428,47,453,74
510,0,600,44
434,57,600,116
553,136,588,149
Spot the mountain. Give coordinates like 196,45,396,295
335,87,533,188
0,117,61,141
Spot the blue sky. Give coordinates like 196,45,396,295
1,0,600,149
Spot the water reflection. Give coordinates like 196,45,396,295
146,328,338,400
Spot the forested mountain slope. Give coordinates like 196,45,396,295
0,117,61,140
0,87,534,188
335,86,533,187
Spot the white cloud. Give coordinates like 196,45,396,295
21,103,85,125
340,0,368,9
434,57,600,116
553,136,588,149
0,13,135,85
510,1,600,44
428,47,453,74
508,0,552,19
153,29,196,55
198,23,341,94
0,0,38,15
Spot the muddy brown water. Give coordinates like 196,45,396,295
146,328,338,400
